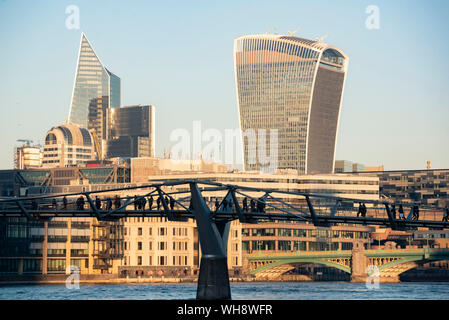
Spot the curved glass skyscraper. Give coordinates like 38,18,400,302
68,33,120,134
234,34,348,174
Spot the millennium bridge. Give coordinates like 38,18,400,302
0,180,448,299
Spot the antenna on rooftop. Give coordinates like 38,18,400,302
316,34,328,43
287,28,300,36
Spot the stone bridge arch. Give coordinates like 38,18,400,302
249,256,352,280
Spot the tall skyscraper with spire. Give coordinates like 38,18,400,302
68,33,121,141
234,33,348,174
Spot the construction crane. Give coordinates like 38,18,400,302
17,139,33,146
89,129,103,161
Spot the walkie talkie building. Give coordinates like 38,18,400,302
234,34,348,174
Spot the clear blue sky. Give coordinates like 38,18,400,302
0,0,448,171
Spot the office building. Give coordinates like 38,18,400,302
42,124,96,168
106,105,156,159
334,160,366,173
14,144,42,170
355,168,449,206
234,33,348,174
68,33,120,132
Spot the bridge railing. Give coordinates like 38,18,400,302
0,179,448,231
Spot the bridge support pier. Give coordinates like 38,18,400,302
197,255,231,300
350,242,367,283
189,182,231,300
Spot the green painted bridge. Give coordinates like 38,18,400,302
246,246,449,282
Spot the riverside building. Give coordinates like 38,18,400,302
0,162,379,277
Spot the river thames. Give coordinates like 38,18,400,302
0,282,448,300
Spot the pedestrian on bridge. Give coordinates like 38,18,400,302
398,204,405,220
52,198,57,210
148,196,153,210
250,199,256,212
170,197,175,211
106,197,112,210
361,203,367,217
258,197,266,213
141,196,147,210
62,196,68,209
215,198,220,212
95,196,101,210
412,205,420,221
165,196,170,209
134,196,138,210
357,202,363,217
443,206,449,222
76,196,85,210
114,195,121,209
242,197,248,212
222,199,228,211
157,196,161,210
391,204,397,219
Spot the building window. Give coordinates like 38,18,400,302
158,227,167,236
158,256,167,266
138,228,142,236
278,240,291,251
137,256,142,265
138,242,142,251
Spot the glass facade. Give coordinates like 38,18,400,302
106,105,155,158
69,33,121,130
234,34,348,174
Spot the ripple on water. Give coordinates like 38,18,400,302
0,282,448,300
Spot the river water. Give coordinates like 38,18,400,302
0,282,448,300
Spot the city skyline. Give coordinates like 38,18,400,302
1,0,448,171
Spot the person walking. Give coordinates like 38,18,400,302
141,196,147,211
169,197,175,211
361,203,367,218
413,205,420,221
62,196,68,210
157,196,161,211
391,204,396,219
215,198,220,212
357,202,363,217
242,197,248,212
148,196,153,210
106,197,112,210
76,196,85,210
134,195,138,211
250,199,256,212
222,199,228,211
95,196,101,210
442,206,449,222
52,198,57,210
114,195,121,209
398,204,405,220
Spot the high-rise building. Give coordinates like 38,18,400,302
106,105,155,159
68,33,120,132
234,34,348,174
